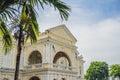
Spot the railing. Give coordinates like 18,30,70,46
24,63,42,70
53,64,72,70
24,63,73,71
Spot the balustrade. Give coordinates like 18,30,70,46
24,63,73,71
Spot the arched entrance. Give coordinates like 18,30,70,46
29,76,40,80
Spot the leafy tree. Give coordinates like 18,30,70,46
0,0,71,80
85,61,109,80
110,64,120,79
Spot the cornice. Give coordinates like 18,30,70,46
0,68,23,73
24,37,77,49
0,68,77,75
49,38,77,49
23,68,77,74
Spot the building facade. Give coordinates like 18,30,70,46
0,25,85,80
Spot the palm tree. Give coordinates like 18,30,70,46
10,4,39,80
0,0,71,80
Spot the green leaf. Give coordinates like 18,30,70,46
0,19,12,54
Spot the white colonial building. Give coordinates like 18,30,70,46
0,24,85,80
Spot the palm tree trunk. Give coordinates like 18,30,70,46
14,26,22,80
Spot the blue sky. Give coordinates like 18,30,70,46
37,0,120,72
81,0,120,20
65,0,120,23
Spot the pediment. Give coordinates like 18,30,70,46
46,24,77,42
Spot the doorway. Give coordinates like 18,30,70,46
30,76,40,80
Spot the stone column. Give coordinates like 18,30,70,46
20,50,24,69
42,43,51,63
42,44,46,63
42,43,53,69
11,47,17,68
45,43,51,63
23,51,27,66
0,48,3,68
81,63,84,79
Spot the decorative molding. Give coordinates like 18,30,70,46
45,24,77,42
24,37,77,50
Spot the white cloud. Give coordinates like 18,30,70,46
37,7,62,32
75,18,120,72
37,2,99,32
36,1,120,73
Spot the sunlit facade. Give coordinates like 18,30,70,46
0,24,85,80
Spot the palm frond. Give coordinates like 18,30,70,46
27,23,38,43
44,0,71,21
26,5,39,35
0,6,18,21
0,19,12,54
19,4,39,44
27,0,44,9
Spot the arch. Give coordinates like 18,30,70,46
53,51,71,66
3,78,9,80
28,50,42,65
29,76,40,80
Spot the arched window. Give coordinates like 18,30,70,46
3,78,9,80
53,52,71,66
28,51,42,65
53,52,71,70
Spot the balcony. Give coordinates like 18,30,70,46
24,63,42,70
53,64,72,70
24,63,75,71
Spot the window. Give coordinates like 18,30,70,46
29,51,42,65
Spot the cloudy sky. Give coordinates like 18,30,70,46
37,0,120,72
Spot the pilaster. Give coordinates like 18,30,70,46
45,43,52,63
0,48,3,68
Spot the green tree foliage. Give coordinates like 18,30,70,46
0,0,71,80
0,0,71,53
110,64,120,79
85,61,109,80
